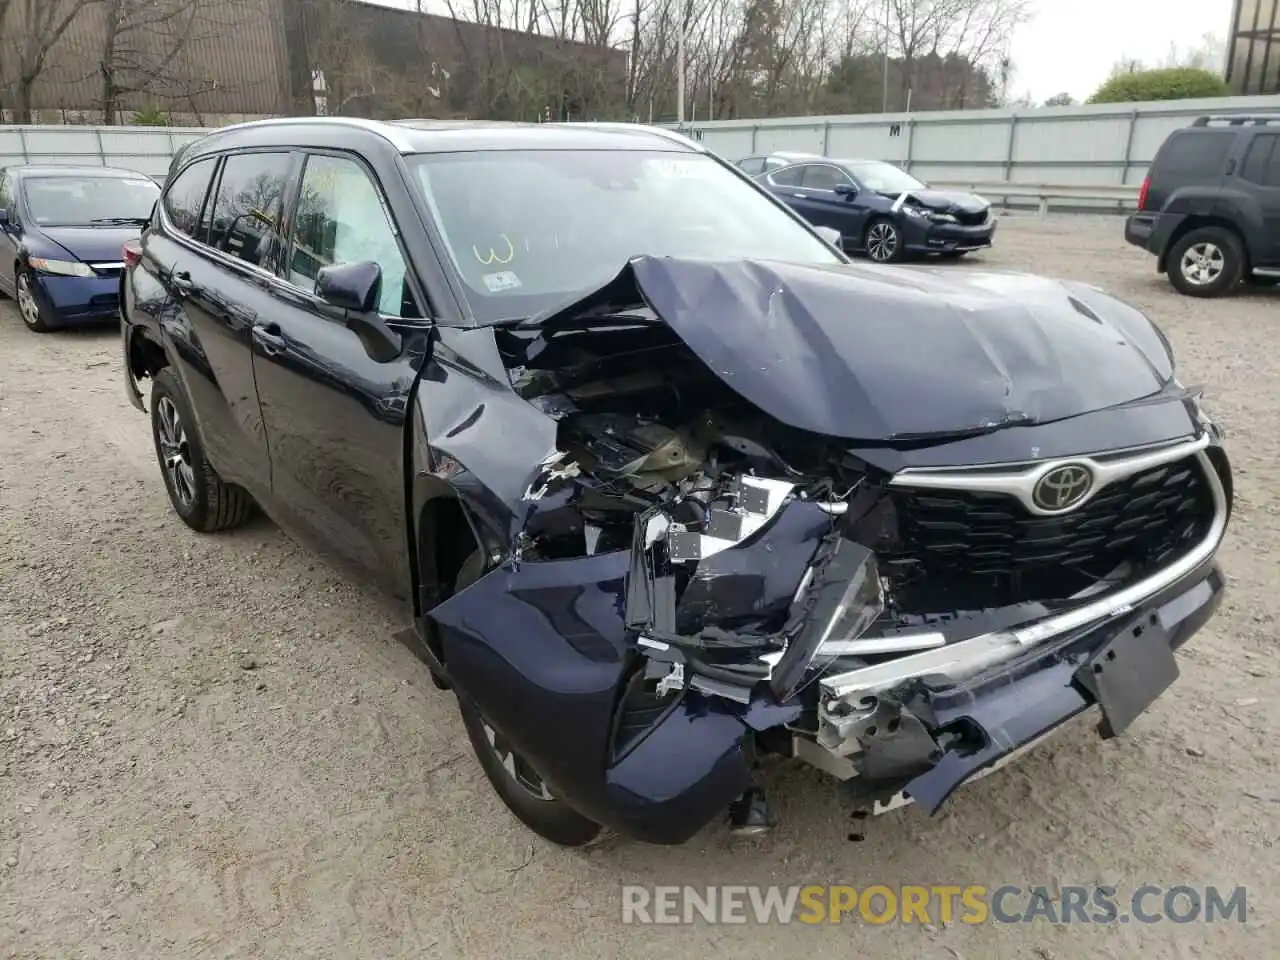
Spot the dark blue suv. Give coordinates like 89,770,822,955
757,157,995,262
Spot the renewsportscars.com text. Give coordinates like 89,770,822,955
621,884,1248,925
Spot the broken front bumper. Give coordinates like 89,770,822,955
429,444,1229,845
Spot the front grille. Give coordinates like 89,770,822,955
884,456,1213,604
952,209,988,227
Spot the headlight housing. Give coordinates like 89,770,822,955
28,257,93,278
903,206,957,224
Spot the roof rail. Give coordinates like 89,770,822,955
1191,115,1280,127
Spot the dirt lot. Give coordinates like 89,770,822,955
1,214,1277,959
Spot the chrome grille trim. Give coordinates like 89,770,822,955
888,434,1209,517
820,449,1227,701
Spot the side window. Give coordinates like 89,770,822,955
289,154,417,318
1152,130,1234,180
771,165,805,187
0,172,11,211
207,152,292,269
162,157,217,241
1239,134,1278,186
738,158,764,175
803,165,852,190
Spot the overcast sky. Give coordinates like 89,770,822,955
1011,0,1233,104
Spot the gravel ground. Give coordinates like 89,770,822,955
1,214,1277,960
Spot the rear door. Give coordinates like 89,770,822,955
165,150,296,496
798,163,865,240
768,163,823,222
137,153,273,496
1235,132,1280,267
250,150,430,598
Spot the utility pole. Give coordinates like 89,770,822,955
677,1,687,128
881,0,890,113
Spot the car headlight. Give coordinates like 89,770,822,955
903,206,957,223
28,257,93,278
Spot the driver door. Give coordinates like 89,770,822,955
250,150,430,599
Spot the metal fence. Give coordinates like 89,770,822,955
0,125,212,183
683,94,1280,190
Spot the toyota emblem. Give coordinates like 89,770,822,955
1032,464,1093,511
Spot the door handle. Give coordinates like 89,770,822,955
252,321,287,355
792,192,808,199
170,271,195,295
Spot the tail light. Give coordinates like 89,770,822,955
1137,175,1151,211
122,240,142,268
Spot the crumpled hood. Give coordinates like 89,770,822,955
894,189,989,214
549,256,1179,441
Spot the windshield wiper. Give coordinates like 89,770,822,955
90,217,149,225
889,412,1037,443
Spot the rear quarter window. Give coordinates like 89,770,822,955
1151,130,1235,181
163,158,218,241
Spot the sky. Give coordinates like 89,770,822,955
1010,0,1234,104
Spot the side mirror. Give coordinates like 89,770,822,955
814,225,843,250
833,183,857,198
317,260,382,313
316,260,401,363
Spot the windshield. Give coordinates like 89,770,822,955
408,149,842,323
842,161,926,194
22,175,160,227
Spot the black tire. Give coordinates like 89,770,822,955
149,368,254,532
16,269,51,332
1167,227,1244,298
457,694,602,846
864,217,905,263
450,548,602,846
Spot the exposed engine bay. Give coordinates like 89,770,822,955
424,255,1230,843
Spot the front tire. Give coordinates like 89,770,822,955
864,218,904,263
1168,227,1243,298
458,694,602,846
450,548,602,846
149,368,254,532
16,270,51,332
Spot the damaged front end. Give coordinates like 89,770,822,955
427,256,1232,845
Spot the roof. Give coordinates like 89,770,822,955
183,117,704,159
9,164,151,179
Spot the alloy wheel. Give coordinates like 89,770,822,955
16,274,41,328
867,222,899,262
156,395,197,509
480,720,555,801
1179,242,1225,286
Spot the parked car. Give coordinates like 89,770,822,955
1125,115,1280,297
0,164,160,332
122,117,1232,847
757,157,995,261
734,151,822,176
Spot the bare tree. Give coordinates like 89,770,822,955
5,0,101,122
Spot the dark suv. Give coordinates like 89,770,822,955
122,117,1232,847
1125,115,1280,297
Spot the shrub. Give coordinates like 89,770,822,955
1087,67,1227,104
